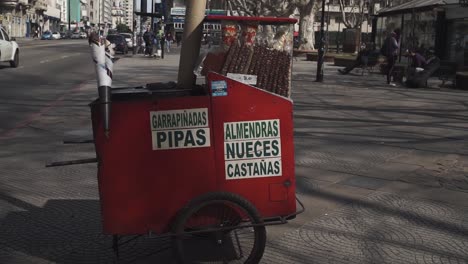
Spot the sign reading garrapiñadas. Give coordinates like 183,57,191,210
224,119,282,180
151,108,210,150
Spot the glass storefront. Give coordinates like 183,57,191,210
403,11,436,52
376,14,401,47
446,19,468,67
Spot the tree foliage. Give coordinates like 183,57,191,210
116,23,132,33
338,0,367,29
225,0,296,17
225,0,317,50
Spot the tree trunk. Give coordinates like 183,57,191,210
355,27,362,53
299,3,315,50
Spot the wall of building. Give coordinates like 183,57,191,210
0,0,48,37
124,0,132,29
70,0,81,22
102,0,111,24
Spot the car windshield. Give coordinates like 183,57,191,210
53,32,59,34
107,35,123,41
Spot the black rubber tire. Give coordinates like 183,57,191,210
124,47,128,54
10,50,19,68
172,192,266,264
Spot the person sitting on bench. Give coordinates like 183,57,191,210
338,43,377,74
405,50,440,88
405,49,428,78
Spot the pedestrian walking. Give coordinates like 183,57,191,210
165,32,172,53
143,29,154,57
381,29,400,86
153,34,160,58
158,29,165,59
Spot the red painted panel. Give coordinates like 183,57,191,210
205,15,297,25
92,74,297,235
207,72,296,218
92,96,217,235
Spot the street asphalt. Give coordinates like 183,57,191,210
0,40,467,263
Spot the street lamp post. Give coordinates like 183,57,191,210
316,0,327,82
326,1,330,53
151,0,154,30
68,0,71,31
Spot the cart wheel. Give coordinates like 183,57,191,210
172,192,266,264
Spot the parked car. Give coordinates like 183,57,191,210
79,32,87,39
119,33,133,49
41,31,52,40
106,34,128,54
0,25,20,67
70,32,81,39
51,32,61,40
60,31,72,39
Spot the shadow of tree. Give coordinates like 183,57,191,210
0,192,172,263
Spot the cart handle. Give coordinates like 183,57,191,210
45,158,98,168
263,196,306,224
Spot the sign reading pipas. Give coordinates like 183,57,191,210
224,119,282,180
151,108,210,150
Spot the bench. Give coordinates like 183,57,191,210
456,72,468,90
358,51,381,75
438,61,458,86
405,57,441,88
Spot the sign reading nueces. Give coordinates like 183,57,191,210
150,108,210,150
224,119,282,180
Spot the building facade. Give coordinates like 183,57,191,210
315,0,373,33
122,0,132,29
111,0,124,28
0,0,47,37
88,0,112,28
376,0,468,68
44,0,61,31
101,0,111,25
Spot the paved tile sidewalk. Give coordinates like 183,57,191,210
0,53,467,263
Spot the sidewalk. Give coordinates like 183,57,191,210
0,52,467,263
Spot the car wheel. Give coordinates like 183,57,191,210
10,50,19,68
124,46,128,54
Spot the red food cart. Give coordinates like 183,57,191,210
50,15,304,263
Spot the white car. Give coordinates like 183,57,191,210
120,33,133,48
51,31,61,40
71,32,81,39
0,26,20,68
79,32,87,39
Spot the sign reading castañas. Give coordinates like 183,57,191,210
224,119,282,180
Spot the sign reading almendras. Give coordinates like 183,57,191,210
224,119,282,180
150,108,210,150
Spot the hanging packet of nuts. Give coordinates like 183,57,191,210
222,21,239,50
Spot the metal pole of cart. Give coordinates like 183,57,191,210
132,6,136,55
316,0,327,82
177,0,207,89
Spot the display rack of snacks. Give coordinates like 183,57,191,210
198,16,295,98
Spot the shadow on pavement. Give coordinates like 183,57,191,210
263,182,468,263
0,192,172,263
2,183,468,263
